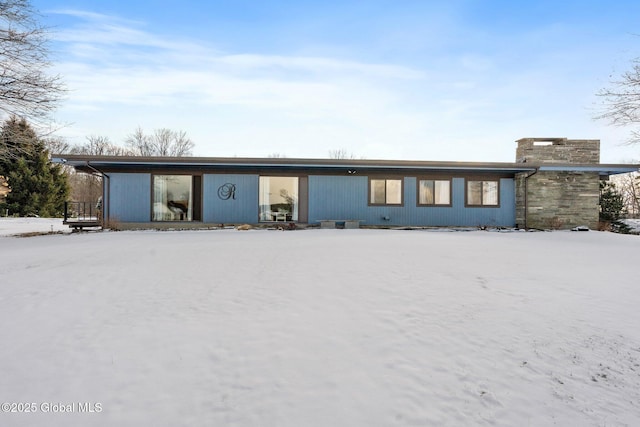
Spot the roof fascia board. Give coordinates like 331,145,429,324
52,155,637,174
52,155,536,173
538,165,640,174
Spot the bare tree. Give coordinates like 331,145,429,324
126,126,194,156
267,152,287,158
125,126,153,156
43,136,70,155
167,129,194,156
71,135,128,156
328,148,364,159
67,169,101,205
596,58,640,144
0,0,65,124
65,135,130,203
328,149,353,159
152,128,173,156
611,172,640,217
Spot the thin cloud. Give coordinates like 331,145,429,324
52,10,425,80
50,9,209,55
217,55,425,79
51,10,426,116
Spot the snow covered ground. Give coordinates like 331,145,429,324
0,226,639,426
0,217,69,236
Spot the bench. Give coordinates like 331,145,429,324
318,220,363,229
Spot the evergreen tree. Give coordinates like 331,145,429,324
599,181,625,222
598,180,631,233
0,117,69,217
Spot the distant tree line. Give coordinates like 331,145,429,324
63,127,195,157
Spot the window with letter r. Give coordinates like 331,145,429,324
466,179,499,207
370,178,403,205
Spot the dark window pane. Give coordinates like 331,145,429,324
419,180,434,204
468,181,482,205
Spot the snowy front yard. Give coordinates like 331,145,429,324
0,217,69,236
0,228,639,426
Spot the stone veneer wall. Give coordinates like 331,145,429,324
515,171,600,229
515,138,601,230
515,173,527,228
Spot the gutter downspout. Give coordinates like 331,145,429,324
522,167,539,230
86,162,110,226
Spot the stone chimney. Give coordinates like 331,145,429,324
516,138,600,164
514,138,601,230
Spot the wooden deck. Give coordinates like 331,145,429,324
63,201,102,231
63,220,102,231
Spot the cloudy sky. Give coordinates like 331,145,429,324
32,0,640,162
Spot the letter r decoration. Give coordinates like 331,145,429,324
217,183,236,200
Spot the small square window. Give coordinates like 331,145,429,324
370,178,403,205
418,179,451,205
467,180,499,206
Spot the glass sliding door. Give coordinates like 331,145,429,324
259,177,299,222
153,175,193,221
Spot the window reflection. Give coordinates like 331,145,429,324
419,179,450,205
259,177,299,222
370,179,402,205
153,175,193,221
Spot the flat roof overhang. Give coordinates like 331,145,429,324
538,164,640,177
51,155,639,177
51,155,537,175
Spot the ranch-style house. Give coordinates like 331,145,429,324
54,138,639,230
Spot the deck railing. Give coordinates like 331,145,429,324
63,201,100,223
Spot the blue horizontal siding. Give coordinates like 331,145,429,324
109,173,150,222
308,176,515,227
203,174,259,223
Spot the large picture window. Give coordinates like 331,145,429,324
259,177,299,222
466,180,499,207
370,178,402,205
418,179,451,206
153,175,198,221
